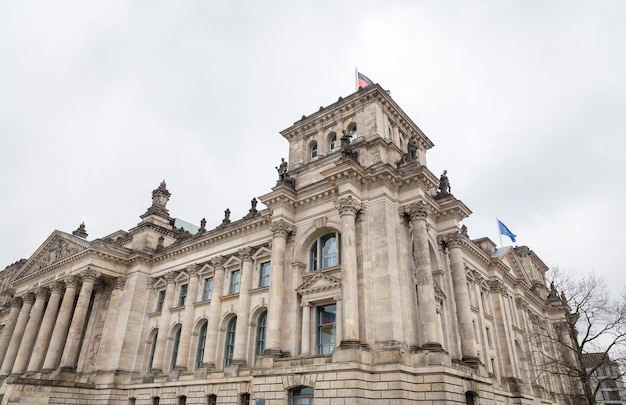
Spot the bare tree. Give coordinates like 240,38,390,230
530,268,626,405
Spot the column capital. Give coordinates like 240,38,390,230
50,281,65,294
186,264,201,277
443,231,464,249
113,277,127,291
35,287,51,300
164,270,177,284
10,296,23,308
269,219,294,238
300,300,311,308
239,247,253,262
22,292,36,305
211,256,225,269
403,201,429,221
334,195,362,216
64,275,82,289
81,268,101,283
489,279,507,295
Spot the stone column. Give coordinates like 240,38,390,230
203,257,226,368
59,269,100,371
0,297,22,367
27,282,64,373
95,277,126,372
151,271,176,372
334,195,361,347
489,280,515,377
42,276,81,372
300,301,311,355
405,201,442,351
446,232,478,364
232,248,253,365
334,294,343,347
12,287,50,375
175,265,200,370
0,293,35,376
264,220,293,355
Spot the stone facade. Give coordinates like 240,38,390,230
0,85,582,404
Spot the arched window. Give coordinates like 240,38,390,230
206,394,217,405
196,321,208,368
329,133,337,151
289,386,314,405
147,331,158,372
170,326,182,370
224,317,237,367
347,124,357,140
256,310,267,355
309,232,340,271
178,395,187,405
310,141,318,158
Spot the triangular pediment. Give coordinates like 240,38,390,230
494,248,532,287
12,231,90,284
296,272,341,295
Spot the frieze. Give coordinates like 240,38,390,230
15,234,88,283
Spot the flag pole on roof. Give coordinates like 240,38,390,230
355,67,358,91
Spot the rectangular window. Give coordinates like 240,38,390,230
202,277,213,300
486,326,492,347
259,262,270,288
229,270,241,294
178,284,188,306
178,396,187,405
152,397,160,405
491,358,497,375
206,395,217,405
156,290,165,312
316,304,336,354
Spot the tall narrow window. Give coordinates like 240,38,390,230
229,270,241,294
206,395,217,405
202,277,213,300
196,322,207,368
316,304,336,354
156,290,165,312
171,327,182,370
329,133,337,150
239,393,250,405
348,125,357,140
486,326,492,347
178,284,188,306
309,232,340,271
152,397,160,405
148,332,158,371
256,311,267,355
259,262,270,288
289,386,314,405
224,317,237,366
178,396,187,405
310,142,318,158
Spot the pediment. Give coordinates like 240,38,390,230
296,272,341,295
12,231,89,284
495,248,532,287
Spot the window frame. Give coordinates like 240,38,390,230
196,321,208,369
156,290,166,312
147,332,158,372
256,310,267,355
224,317,237,367
289,386,314,405
309,232,340,271
316,303,337,355
206,395,217,405
178,284,188,307
259,261,270,288
170,326,182,370
202,277,213,301
229,270,241,294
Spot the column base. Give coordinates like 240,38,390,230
462,356,480,368
262,348,282,356
421,342,444,352
339,339,361,349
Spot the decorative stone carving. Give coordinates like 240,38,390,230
50,281,65,294
22,292,36,305
81,268,101,283
403,201,429,221
186,264,200,277
64,275,82,289
211,256,225,269
113,277,127,291
276,158,296,189
218,209,231,228
340,130,358,160
72,222,88,238
269,220,294,238
10,296,23,308
489,279,507,295
141,181,171,219
434,170,451,199
35,287,51,300
244,198,259,218
239,247,253,262
163,271,176,284
198,218,207,234
334,195,362,216
443,231,464,249
31,236,83,272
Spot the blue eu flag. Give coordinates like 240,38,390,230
498,219,517,243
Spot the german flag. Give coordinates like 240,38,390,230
357,72,374,88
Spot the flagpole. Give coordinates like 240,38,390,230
496,217,503,247
355,67,358,91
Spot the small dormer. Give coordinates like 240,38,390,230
279,85,434,190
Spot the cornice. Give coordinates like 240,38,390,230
153,215,271,263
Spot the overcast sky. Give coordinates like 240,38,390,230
1,1,624,295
